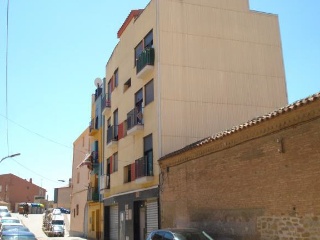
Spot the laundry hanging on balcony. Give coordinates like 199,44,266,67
77,152,93,170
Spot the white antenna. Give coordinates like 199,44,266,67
94,78,102,88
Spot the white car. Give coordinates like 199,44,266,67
0,222,24,234
0,216,22,227
0,206,10,220
52,208,62,215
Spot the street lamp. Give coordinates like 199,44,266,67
0,153,21,163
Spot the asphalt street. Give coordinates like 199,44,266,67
12,212,86,240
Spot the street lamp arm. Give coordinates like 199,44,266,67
0,153,21,163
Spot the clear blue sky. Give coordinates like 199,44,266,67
1,0,319,201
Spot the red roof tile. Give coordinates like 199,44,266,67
117,9,144,38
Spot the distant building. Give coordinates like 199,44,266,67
53,178,72,210
0,173,46,211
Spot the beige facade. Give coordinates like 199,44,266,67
89,0,287,239
70,128,91,238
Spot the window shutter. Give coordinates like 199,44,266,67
118,122,124,140
110,77,114,92
131,163,135,181
110,156,113,174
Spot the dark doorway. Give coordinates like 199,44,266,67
134,201,146,240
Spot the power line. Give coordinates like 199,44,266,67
0,113,87,154
5,0,10,155
11,158,60,184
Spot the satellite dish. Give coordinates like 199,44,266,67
94,78,102,87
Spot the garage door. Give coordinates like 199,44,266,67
110,205,119,240
146,200,158,235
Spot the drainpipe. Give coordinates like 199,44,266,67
156,0,162,230
156,0,162,158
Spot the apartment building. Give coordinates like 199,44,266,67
70,128,91,238
0,174,46,212
87,0,288,239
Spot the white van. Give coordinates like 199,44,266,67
49,215,65,237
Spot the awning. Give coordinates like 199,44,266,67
77,152,93,170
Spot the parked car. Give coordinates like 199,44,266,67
0,225,30,239
1,229,36,240
47,214,65,237
0,223,24,233
0,217,21,228
146,228,214,240
0,207,10,220
52,208,62,215
48,224,65,237
58,207,70,214
0,224,29,232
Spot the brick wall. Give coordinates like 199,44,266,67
159,99,320,240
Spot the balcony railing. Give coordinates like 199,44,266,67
107,125,118,145
135,156,153,179
102,94,111,115
127,108,143,133
136,48,154,78
90,151,99,174
87,187,99,202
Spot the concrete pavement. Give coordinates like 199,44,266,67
12,212,87,240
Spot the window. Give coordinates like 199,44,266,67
76,204,79,216
114,68,119,87
124,78,131,92
113,109,118,139
144,134,153,176
124,165,132,183
145,79,154,106
113,152,118,172
77,172,80,184
135,88,143,110
135,41,143,66
134,29,153,65
144,30,153,48
107,80,112,99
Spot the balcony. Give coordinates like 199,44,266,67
127,108,144,136
136,48,154,79
89,118,98,136
135,156,153,183
87,187,99,202
90,151,99,174
106,125,118,148
102,95,111,116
